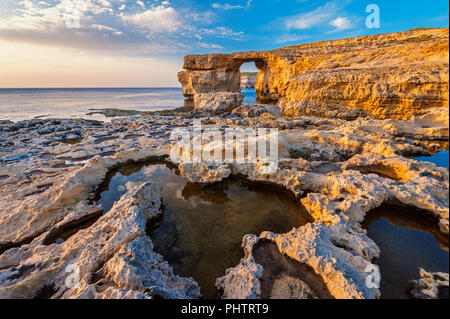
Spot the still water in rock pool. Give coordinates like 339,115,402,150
362,205,449,299
96,160,313,298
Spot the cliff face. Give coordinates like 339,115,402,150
240,73,257,88
178,28,449,120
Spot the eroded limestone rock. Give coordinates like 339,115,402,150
194,92,244,114
179,28,449,120
409,268,449,299
0,182,200,299
0,103,448,299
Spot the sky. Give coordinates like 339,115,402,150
0,0,448,88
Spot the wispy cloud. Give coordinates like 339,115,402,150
0,0,245,54
0,0,116,31
285,2,338,30
121,6,182,32
330,17,352,31
283,1,355,34
212,0,252,11
274,34,309,44
198,42,224,49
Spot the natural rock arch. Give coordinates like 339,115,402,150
177,53,275,104
178,28,449,119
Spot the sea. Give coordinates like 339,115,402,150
0,88,257,122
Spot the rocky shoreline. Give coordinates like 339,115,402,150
0,101,448,299
1,28,449,300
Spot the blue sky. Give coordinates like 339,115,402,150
0,0,448,87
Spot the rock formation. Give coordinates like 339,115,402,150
0,180,200,299
178,28,449,119
409,268,449,299
193,92,244,114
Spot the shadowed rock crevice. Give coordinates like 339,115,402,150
0,230,47,256
42,210,104,246
34,285,58,299
252,239,334,299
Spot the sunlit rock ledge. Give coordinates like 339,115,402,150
0,103,448,299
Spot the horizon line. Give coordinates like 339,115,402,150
0,87,183,89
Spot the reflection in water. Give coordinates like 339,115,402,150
412,141,449,169
96,160,312,298
362,205,449,299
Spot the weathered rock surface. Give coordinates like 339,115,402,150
409,268,449,299
0,101,448,299
232,104,282,118
194,92,244,114
172,110,448,298
216,221,380,299
0,182,200,299
179,28,449,120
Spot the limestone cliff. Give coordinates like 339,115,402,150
241,73,257,89
178,28,449,120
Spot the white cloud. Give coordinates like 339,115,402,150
212,0,252,10
283,2,354,33
199,26,244,39
198,42,223,49
96,0,111,7
330,17,352,30
90,24,118,32
121,6,181,32
136,0,145,9
0,0,113,31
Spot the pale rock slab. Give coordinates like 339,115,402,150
216,221,381,299
194,92,244,114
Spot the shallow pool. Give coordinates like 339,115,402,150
96,160,312,298
362,205,449,299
